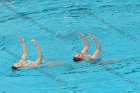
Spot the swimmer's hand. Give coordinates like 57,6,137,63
19,37,25,43
31,39,38,46
89,33,96,40
79,33,85,38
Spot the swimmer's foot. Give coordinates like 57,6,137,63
88,33,96,40
31,39,38,46
79,33,85,38
19,38,25,43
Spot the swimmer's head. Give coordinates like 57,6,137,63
12,61,22,70
73,57,83,62
73,52,83,62
11,66,19,70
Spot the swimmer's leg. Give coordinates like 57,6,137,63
80,33,90,54
99,60,121,65
19,38,28,61
89,34,101,59
31,39,43,66
45,61,68,67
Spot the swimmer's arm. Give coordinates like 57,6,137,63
80,34,90,54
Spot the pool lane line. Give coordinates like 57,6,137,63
1,1,67,42
99,64,138,86
1,1,139,42
1,0,139,87
72,46,139,86
71,4,139,42
36,68,68,86
97,50,139,86
98,55,139,86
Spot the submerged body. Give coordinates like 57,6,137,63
39,59,69,68
87,58,120,65
14,60,68,69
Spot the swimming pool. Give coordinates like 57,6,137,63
0,0,140,93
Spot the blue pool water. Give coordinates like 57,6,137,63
0,0,140,93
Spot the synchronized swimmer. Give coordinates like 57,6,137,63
12,33,120,70
12,38,67,70
73,33,101,62
12,38,43,70
73,33,120,64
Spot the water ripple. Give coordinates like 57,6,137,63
99,4,140,13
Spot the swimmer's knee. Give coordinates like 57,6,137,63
91,56,97,60
32,62,39,67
